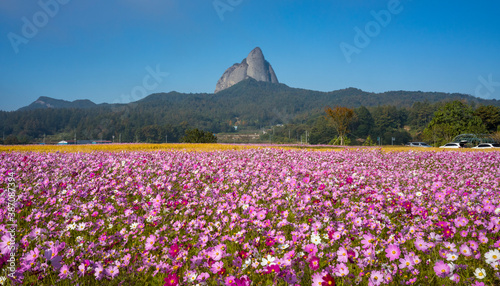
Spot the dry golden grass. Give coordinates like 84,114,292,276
0,143,254,153
2,143,497,153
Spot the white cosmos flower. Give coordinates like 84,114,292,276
495,208,500,215
446,252,459,261
485,249,500,264
474,268,486,279
242,258,251,270
278,243,289,250
130,222,139,230
311,234,322,245
186,271,197,282
261,255,276,266
415,191,422,197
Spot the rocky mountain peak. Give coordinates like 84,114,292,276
215,47,278,93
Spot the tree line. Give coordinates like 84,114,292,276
263,101,500,146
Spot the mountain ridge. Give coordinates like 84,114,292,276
15,79,499,112
18,96,99,111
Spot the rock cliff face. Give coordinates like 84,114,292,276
215,47,278,93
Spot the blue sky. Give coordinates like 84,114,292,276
1,0,500,111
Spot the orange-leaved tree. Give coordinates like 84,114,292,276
325,106,356,146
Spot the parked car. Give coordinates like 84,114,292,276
472,143,500,149
439,142,463,148
405,142,432,147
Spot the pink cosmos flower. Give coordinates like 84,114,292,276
106,265,119,278
369,270,384,286
398,257,413,270
468,240,479,251
211,261,223,274
312,270,328,286
335,262,349,277
433,260,450,278
304,243,318,256
225,276,237,285
59,264,70,279
337,247,348,263
24,247,40,264
329,231,341,241
361,233,375,248
385,244,400,261
459,244,472,257
94,264,104,280
414,239,428,251
78,263,86,277
0,234,13,255
256,211,266,220
209,247,224,261
478,234,488,244
145,235,156,251
197,272,210,282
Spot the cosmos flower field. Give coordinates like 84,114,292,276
1,148,500,285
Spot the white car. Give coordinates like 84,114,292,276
472,143,500,149
406,142,432,147
439,143,463,148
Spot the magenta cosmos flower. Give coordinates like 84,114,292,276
164,273,178,286
309,256,320,270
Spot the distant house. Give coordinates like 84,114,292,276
57,139,112,145
58,140,77,145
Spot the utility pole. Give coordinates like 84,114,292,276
119,133,122,144
289,130,290,139
112,135,115,143
166,134,168,144
43,134,46,144
74,130,77,145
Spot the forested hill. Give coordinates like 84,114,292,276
2,78,499,142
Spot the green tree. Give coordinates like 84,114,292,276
352,106,374,139
181,129,217,143
363,135,376,146
474,105,500,132
423,101,486,146
4,135,19,145
309,117,337,145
